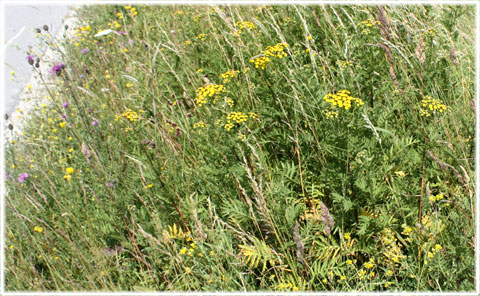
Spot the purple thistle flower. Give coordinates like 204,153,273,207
62,114,67,119
63,102,69,108
91,120,99,126
26,55,35,65
49,63,65,76
118,31,126,35
81,48,89,53
125,67,131,72
5,173,10,180
18,173,29,183
128,39,134,45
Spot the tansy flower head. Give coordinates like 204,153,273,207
33,226,44,233
420,95,448,117
249,56,271,69
194,84,225,107
323,90,364,111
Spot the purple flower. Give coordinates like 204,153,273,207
81,48,89,53
128,39,134,45
118,31,126,35
26,55,35,65
62,114,67,119
49,63,65,76
125,67,131,72
63,102,69,108
97,49,103,54
18,173,29,183
91,120,98,126
5,173,10,180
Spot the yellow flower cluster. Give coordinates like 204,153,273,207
343,232,355,249
180,242,196,257
358,19,380,34
64,167,75,182
325,110,338,119
33,226,44,233
358,19,380,27
193,121,208,129
323,90,364,110
125,5,138,16
401,224,413,243
221,70,239,83
249,43,288,69
427,244,442,259
115,109,139,122
235,21,255,35
364,258,375,269
249,56,271,70
78,25,92,32
196,33,207,41
380,228,406,265
339,60,353,68
224,112,250,131
277,282,299,291
429,193,444,203
236,21,255,30
420,96,448,117
226,98,234,107
194,84,225,107
264,43,289,58
165,223,191,241
227,112,248,123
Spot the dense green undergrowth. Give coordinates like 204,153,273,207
5,4,475,291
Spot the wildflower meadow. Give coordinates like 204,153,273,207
4,4,476,292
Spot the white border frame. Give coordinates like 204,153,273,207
0,0,478,295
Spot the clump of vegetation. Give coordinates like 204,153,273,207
5,4,475,291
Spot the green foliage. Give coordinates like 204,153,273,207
4,4,474,292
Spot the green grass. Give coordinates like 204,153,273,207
4,4,475,291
